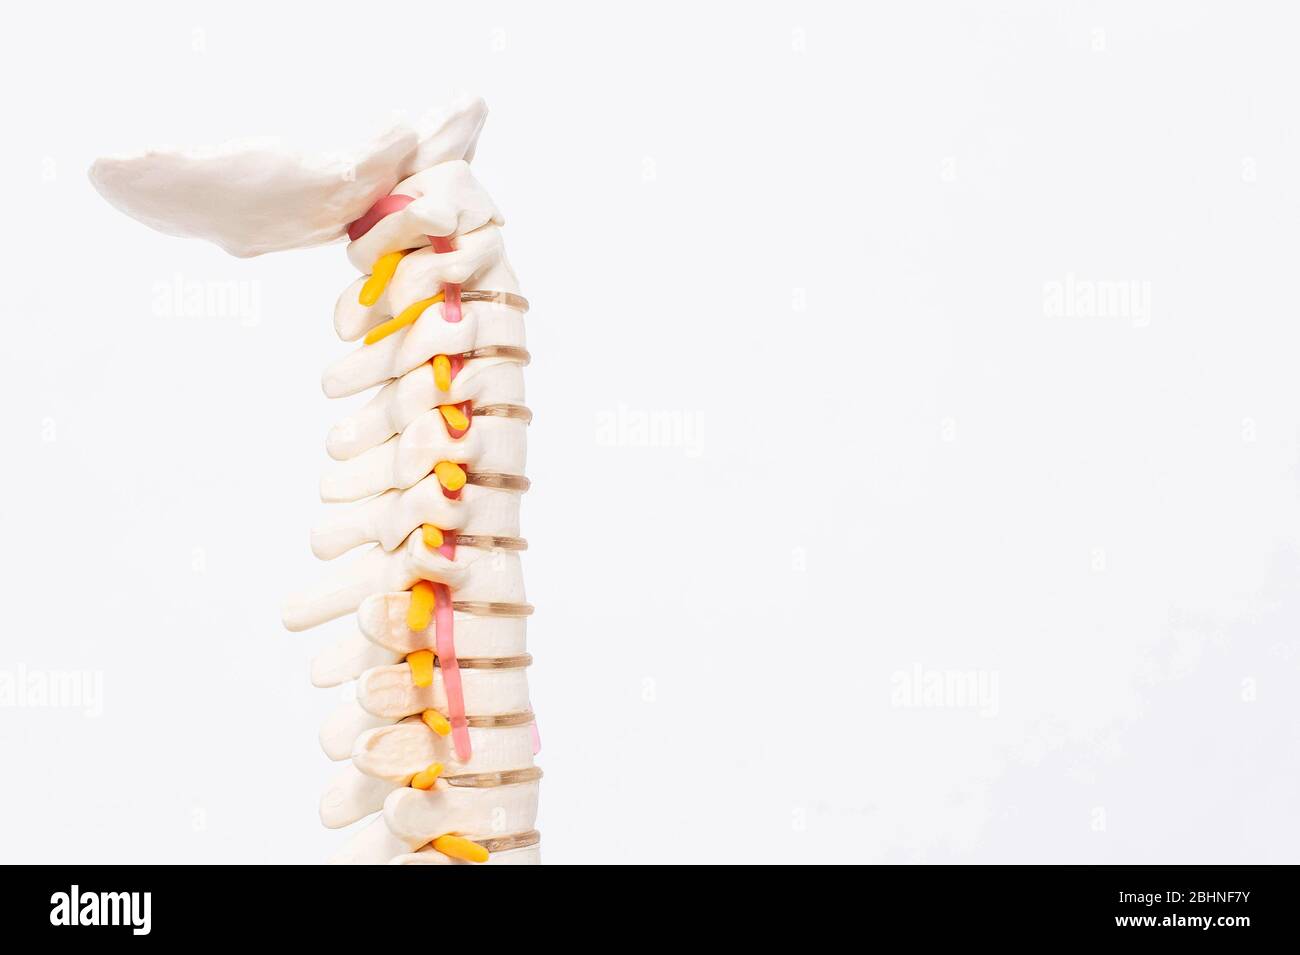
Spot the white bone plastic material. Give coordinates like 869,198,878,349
353,722,535,781
322,723,536,828
358,596,527,655
282,540,525,632
356,664,532,721
329,783,538,864
89,98,488,258
326,358,524,460
322,693,538,843
91,97,538,865
390,845,540,866
310,480,521,561
318,414,525,503
343,160,503,271
323,300,526,399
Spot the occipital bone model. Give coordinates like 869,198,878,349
91,97,541,865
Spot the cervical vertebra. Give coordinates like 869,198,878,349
91,98,540,865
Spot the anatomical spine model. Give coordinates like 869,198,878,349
91,98,540,864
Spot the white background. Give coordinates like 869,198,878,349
2,0,1298,864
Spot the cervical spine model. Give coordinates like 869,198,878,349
90,98,541,865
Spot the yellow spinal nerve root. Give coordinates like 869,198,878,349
438,404,469,431
406,580,436,632
432,354,453,392
363,292,444,345
358,251,406,306
407,649,434,688
433,834,490,863
422,709,452,736
433,461,467,492
411,762,444,791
